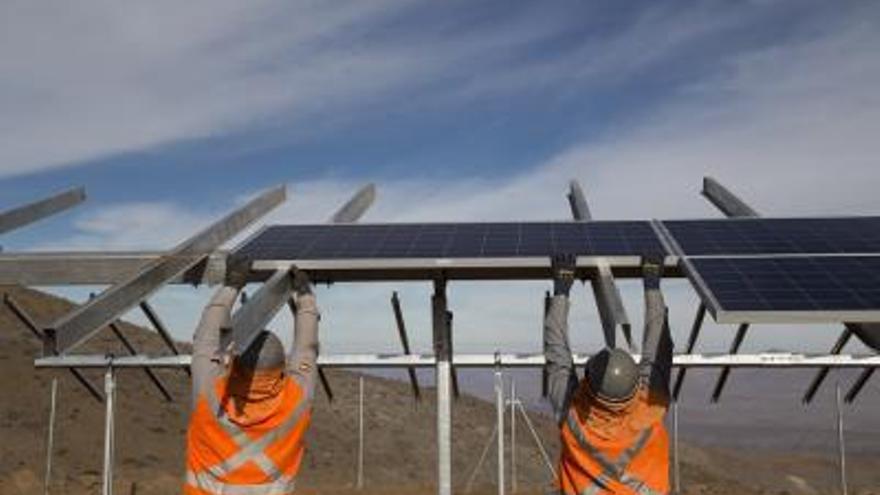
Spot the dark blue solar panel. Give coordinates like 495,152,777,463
664,217,880,256
235,221,665,260
690,256,880,312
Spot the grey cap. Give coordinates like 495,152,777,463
236,330,285,371
584,348,639,403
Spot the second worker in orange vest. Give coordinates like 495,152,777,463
545,255,673,495
184,268,320,495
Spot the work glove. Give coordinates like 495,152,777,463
642,256,663,290
551,253,576,296
224,257,251,289
291,269,312,295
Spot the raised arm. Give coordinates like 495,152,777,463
544,254,579,424
639,258,673,404
286,270,321,400
192,284,241,406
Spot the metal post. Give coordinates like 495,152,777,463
43,378,58,495
102,365,116,495
836,381,848,495
357,375,365,490
495,356,505,495
672,401,681,494
433,279,452,495
510,378,517,493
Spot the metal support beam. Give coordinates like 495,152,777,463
844,368,874,403
47,185,286,354
330,184,377,224
567,180,591,221
226,269,292,355
701,177,759,218
672,304,707,400
541,291,550,398
433,279,452,495
357,375,365,490
35,352,880,370
0,251,228,286
567,180,632,350
836,381,849,495
139,301,189,376
803,325,854,403
510,378,517,494
494,356,505,495
108,322,173,402
4,293,104,402
43,378,58,495
711,323,750,402
449,310,460,399
102,365,116,495
312,183,380,402
701,177,758,404
590,261,633,350
0,187,86,235
843,323,880,402
391,292,421,400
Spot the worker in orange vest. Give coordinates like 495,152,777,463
184,266,319,494
545,254,673,495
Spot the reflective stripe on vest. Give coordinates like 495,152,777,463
185,385,308,494
186,470,295,495
565,409,663,495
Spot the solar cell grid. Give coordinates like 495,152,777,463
690,256,880,313
234,221,666,260
664,217,880,256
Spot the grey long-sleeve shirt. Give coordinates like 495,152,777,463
191,286,320,408
544,283,672,423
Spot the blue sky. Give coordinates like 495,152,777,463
2,1,879,355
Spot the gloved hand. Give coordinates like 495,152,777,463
291,269,313,296
224,257,251,289
551,254,576,296
642,256,663,290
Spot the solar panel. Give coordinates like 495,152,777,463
234,221,666,260
663,217,880,256
687,256,880,322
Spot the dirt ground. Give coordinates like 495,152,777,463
1,285,878,495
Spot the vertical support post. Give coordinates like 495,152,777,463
510,378,517,494
672,304,706,400
836,381,848,495
102,365,116,495
357,375,365,490
43,378,58,495
541,292,550,398
494,354,505,495
672,401,681,495
711,323,750,402
433,279,452,495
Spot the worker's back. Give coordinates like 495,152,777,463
184,368,311,494
558,380,669,495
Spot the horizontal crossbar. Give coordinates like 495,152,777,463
34,352,880,369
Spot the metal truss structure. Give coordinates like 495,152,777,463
2,179,878,495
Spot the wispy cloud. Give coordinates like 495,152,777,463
10,2,880,354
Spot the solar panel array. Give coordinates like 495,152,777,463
664,217,880,256
234,216,880,321
690,256,880,312
236,221,665,260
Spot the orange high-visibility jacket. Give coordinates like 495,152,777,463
558,381,669,495
184,372,311,495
